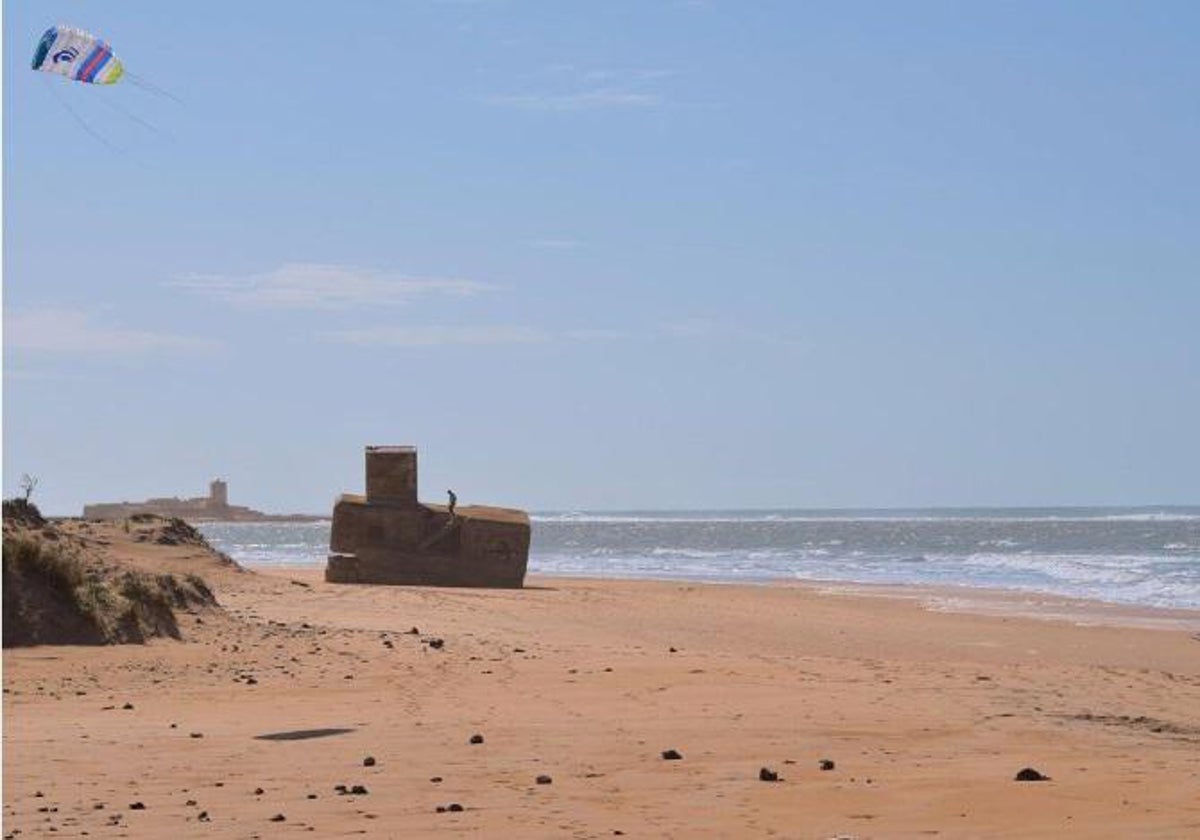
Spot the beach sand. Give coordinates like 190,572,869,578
4,523,1200,838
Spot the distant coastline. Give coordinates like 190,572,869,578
82,477,325,524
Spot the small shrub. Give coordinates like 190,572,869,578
3,497,46,528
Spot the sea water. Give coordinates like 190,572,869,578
197,507,1200,610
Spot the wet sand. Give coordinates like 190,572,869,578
4,530,1200,838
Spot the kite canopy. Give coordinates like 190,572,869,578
32,26,124,85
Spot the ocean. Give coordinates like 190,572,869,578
197,507,1200,610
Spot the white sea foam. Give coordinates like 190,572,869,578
532,510,1200,525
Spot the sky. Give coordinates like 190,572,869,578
3,1,1198,515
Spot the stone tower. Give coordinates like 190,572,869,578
208,479,228,510
364,446,418,507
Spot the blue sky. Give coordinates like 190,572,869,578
4,1,1198,515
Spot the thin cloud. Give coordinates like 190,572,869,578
582,68,678,82
171,263,491,309
487,89,662,111
4,309,217,354
661,318,722,339
659,318,806,349
564,328,626,342
527,238,584,250
326,325,550,347
2,367,83,382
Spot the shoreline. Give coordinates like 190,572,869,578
252,563,1200,632
195,508,1200,615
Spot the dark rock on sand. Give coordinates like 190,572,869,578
536,775,553,785
819,759,836,771
269,813,286,822
350,785,368,795
662,749,683,760
363,756,376,767
469,734,484,744
129,802,145,810
1015,767,1051,781
759,767,779,782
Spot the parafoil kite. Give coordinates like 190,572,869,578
31,26,124,85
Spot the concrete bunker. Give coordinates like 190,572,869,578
326,446,530,588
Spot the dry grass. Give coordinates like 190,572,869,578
3,527,217,647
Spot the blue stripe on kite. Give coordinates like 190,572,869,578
74,45,105,82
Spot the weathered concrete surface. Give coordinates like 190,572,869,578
325,447,530,588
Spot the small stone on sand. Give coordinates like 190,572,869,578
536,775,553,785
662,749,683,760
1015,767,1050,782
759,767,779,782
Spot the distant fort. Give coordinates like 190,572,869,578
82,479,320,523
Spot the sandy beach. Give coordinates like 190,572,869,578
4,521,1200,838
